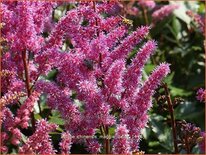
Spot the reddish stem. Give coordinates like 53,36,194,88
163,83,178,153
22,50,35,130
185,134,190,153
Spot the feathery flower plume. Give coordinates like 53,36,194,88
112,124,131,154
60,132,72,154
109,26,150,61
19,119,57,154
122,63,170,151
15,91,40,129
123,40,157,98
152,4,179,23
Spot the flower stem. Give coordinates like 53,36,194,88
105,126,110,154
185,134,190,153
22,50,35,130
163,83,178,153
143,7,149,25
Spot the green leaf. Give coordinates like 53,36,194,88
173,17,181,35
49,116,65,125
164,72,175,86
170,86,192,97
149,114,173,152
46,69,58,80
56,127,64,132
144,63,155,74
174,101,205,129
141,127,151,140
34,113,42,120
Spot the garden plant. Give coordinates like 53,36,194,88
0,0,205,154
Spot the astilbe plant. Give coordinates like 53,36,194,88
0,1,170,154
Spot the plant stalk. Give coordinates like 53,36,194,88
163,83,178,153
143,7,149,25
22,50,35,130
105,126,110,154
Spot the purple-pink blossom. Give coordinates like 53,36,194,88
138,0,156,9
196,88,205,102
1,1,173,153
112,124,131,154
152,4,179,22
19,119,57,154
60,132,72,154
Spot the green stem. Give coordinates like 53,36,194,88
105,126,110,154
143,7,149,25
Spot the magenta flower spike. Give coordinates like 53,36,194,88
1,1,174,154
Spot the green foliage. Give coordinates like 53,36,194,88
136,1,205,153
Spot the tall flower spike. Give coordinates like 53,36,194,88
104,26,128,50
33,2,57,33
15,91,40,129
77,79,100,102
104,59,125,97
19,119,57,154
77,79,115,128
60,132,72,154
35,80,81,131
123,40,157,99
85,139,102,154
112,124,131,154
109,26,150,62
9,2,42,53
122,63,170,151
1,107,15,131
134,63,170,107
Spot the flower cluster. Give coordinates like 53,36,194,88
152,4,179,23
19,119,57,154
112,124,131,154
196,88,205,102
138,0,156,9
1,1,170,154
59,132,72,154
186,10,205,33
176,120,203,153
